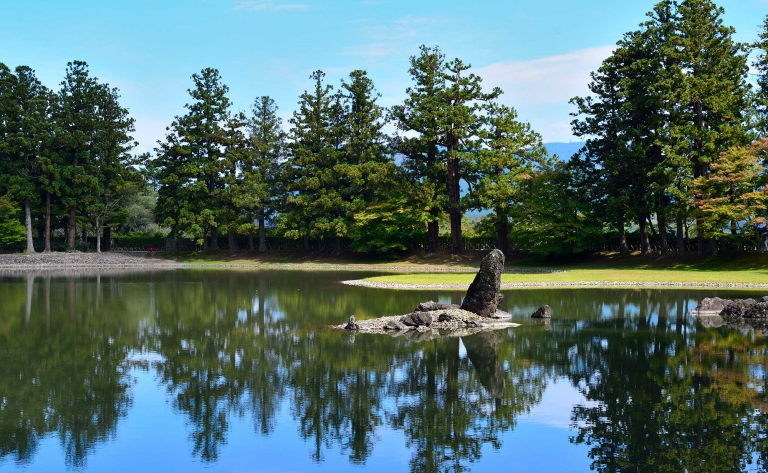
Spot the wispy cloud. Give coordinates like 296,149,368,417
233,1,308,11
476,46,614,107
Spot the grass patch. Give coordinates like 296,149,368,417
364,268,768,286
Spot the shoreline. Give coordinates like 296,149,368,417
342,279,768,290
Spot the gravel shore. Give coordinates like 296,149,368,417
342,279,768,290
0,252,182,269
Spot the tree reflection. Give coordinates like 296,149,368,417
565,291,768,473
3,271,768,473
0,274,137,468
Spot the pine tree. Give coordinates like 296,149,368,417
155,68,231,248
87,83,137,252
56,61,101,251
470,102,547,255
754,14,768,135
281,70,339,249
439,57,500,254
391,46,447,253
0,65,51,253
242,96,284,252
665,0,751,255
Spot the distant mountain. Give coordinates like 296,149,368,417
544,142,585,160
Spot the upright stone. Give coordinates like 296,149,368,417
460,249,505,318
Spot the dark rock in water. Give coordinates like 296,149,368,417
531,305,552,319
762,296,768,303
344,315,360,331
438,312,456,322
694,297,732,313
401,312,433,327
460,249,505,318
415,301,459,312
721,299,768,319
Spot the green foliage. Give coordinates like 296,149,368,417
113,231,167,249
0,196,26,247
755,15,768,135
510,161,604,255
693,138,768,245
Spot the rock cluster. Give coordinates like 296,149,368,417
693,297,768,319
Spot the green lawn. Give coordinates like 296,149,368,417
364,268,768,285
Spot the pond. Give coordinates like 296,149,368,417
1,269,767,472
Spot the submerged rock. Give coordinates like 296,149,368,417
460,249,505,318
531,305,552,319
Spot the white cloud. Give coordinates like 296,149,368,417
476,46,614,108
233,1,308,11
342,42,394,58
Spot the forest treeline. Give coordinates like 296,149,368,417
1,0,768,257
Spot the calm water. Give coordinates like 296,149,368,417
1,269,767,473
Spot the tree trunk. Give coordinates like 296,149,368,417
318,236,325,252
427,220,439,253
24,199,35,253
303,235,309,251
496,211,510,255
657,207,667,256
447,154,462,254
696,218,703,257
639,214,649,255
259,209,267,253
203,225,209,250
67,206,76,251
228,228,237,252
44,192,51,253
333,236,341,255
712,237,718,257
103,227,112,251
618,216,628,254
81,226,87,244
676,215,684,253
95,217,101,253
248,234,255,251
210,226,219,250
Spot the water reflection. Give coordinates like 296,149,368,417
1,270,767,472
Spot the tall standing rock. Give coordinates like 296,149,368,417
461,249,505,318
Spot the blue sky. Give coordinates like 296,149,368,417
2,0,767,153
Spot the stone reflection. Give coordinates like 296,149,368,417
0,273,138,468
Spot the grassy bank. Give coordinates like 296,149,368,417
156,249,768,284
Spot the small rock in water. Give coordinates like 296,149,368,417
438,312,456,322
460,249,505,318
401,312,433,327
415,301,458,312
344,315,360,331
531,305,552,319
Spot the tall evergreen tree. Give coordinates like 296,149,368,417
56,61,101,251
469,102,547,255
0,65,51,253
754,14,768,136
391,46,447,253
439,57,500,254
155,68,231,248
87,83,137,252
281,70,339,249
242,96,284,252
664,0,751,255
